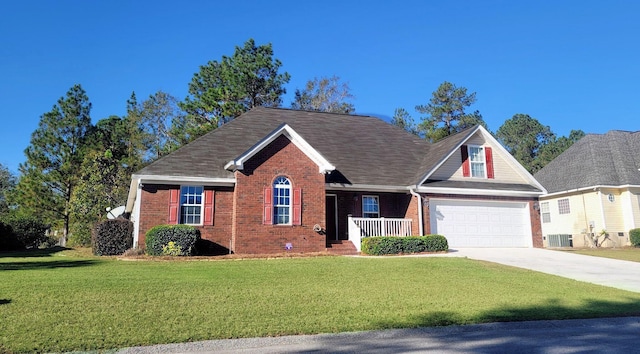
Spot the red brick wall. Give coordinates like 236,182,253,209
137,185,234,250
421,193,543,247
233,135,326,254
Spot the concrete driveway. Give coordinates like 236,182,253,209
453,248,640,293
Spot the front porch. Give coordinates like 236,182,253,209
347,216,413,252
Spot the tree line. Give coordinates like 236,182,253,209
0,38,581,248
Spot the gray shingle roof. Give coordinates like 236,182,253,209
136,107,431,186
534,130,640,193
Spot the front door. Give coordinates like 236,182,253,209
326,194,338,242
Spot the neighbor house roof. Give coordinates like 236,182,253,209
136,107,431,186
534,130,640,193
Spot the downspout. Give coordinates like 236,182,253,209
410,188,424,236
597,188,607,231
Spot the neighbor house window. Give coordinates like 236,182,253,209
362,196,380,218
468,146,486,178
541,202,551,223
558,198,570,214
180,186,203,224
273,176,291,224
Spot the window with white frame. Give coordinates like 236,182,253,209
180,186,203,224
362,196,380,218
273,176,291,224
468,146,486,178
558,198,570,214
540,202,551,223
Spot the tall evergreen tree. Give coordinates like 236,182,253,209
15,84,92,245
496,114,555,173
140,91,184,158
0,163,16,219
391,108,419,136
177,38,291,142
416,81,486,142
291,76,355,113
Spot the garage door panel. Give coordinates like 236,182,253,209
430,199,531,248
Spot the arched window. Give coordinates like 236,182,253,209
273,176,291,224
263,176,302,226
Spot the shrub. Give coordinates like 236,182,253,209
6,216,50,249
361,235,449,255
630,228,640,247
92,219,133,256
145,225,200,256
68,222,93,247
0,221,22,251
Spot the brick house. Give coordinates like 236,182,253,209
125,107,546,254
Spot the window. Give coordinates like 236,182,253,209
608,193,615,203
362,196,380,218
558,198,570,215
541,202,551,223
180,186,203,224
469,146,486,178
273,176,291,224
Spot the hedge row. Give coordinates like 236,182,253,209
92,219,133,256
361,235,448,255
0,216,50,251
145,225,200,256
631,228,640,247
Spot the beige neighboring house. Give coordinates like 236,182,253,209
534,130,640,248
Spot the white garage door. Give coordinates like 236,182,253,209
429,199,532,248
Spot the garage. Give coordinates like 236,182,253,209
429,199,532,248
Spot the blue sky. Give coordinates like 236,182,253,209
1,0,638,174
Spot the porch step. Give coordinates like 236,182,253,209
326,240,359,256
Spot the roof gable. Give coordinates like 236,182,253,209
415,125,545,192
224,123,335,173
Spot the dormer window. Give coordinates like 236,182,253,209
469,146,486,178
461,144,495,179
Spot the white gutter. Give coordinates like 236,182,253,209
133,177,142,247
542,184,640,198
409,188,424,236
415,186,543,198
597,189,607,231
326,183,410,193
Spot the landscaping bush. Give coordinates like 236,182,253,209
145,225,200,256
68,222,93,247
361,235,449,255
92,219,133,256
0,221,22,251
5,216,50,249
630,228,640,247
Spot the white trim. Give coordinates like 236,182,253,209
415,185,544,198
467,144,488,179
326,183,409,193
179,185,205,226
598,189,607,231
409,188,424,236
541,185,640,198
134,174,235,186
416,125,547,193
225,123,335,174
362,195,380,218
132,177,142,247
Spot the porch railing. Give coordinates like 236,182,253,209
348,216,413,251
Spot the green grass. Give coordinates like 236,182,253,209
563,247,640,262
3,249,640,353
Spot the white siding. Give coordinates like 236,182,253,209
430,131,530,184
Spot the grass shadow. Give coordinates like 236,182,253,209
0,299,10,305
0,259,99,271
0,246,71,258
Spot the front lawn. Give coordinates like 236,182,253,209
563,247,640,262
3,249,640,353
